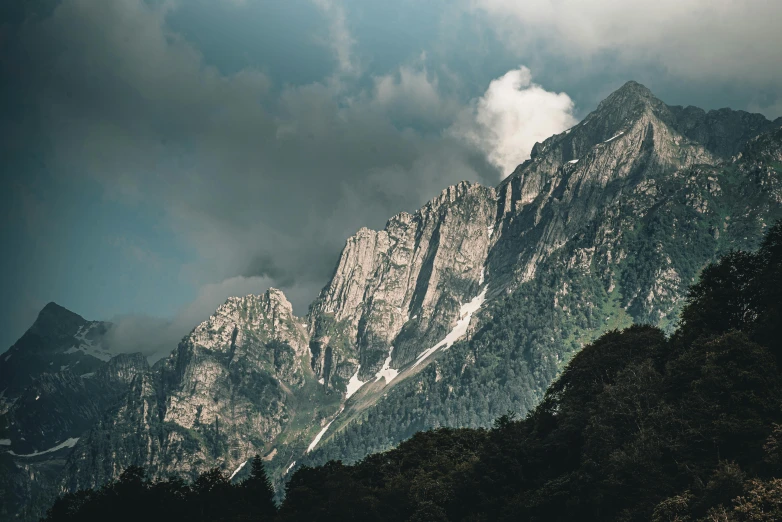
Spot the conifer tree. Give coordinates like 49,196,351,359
243,455,277,519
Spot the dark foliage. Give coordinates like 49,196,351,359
42,222,782,521
41,457,276,522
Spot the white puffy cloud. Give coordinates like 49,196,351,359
452,66,577,178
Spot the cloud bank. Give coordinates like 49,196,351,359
473,0,782,87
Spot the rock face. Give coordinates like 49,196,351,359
3,81,782,520
61,289,325,492
308,182,497,385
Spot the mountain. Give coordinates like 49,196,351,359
297,82,782,470
4,81,782,519
60,289,334,493
0,306,148,520
34,220,782,522
0,302,114,402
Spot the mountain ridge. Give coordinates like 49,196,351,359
2,81,782,520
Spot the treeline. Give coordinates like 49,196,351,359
42,456,277,522
44,222,782,521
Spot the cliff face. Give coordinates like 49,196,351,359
61,289,331,492
308,182,497,386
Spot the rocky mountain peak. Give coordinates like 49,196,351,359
597,80,658,108
28,302,86,339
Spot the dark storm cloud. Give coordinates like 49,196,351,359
4,0,505,320
5,0,779,355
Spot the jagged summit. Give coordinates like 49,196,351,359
28,302,86,337
599,80,657,103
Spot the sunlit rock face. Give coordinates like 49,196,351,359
61,288,318,492
308,181,497,385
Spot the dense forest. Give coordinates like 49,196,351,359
43,221,782,521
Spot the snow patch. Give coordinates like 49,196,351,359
35,395,40,401
487,224,495,237
375,350,398,385
603,131,624,143
317,377,325,385
9,437,79,457
412,286,487,368
80,372,96,378
286,461,296,474
345,367,366,399
307,408,344,453
568,159,579,164
479,267,485,285
3,353,11,361
229,460,247,480
0,439,11,446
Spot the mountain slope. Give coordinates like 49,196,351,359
35,220,782,522
61,289,337,493
13,81,782,518
300,84,782,469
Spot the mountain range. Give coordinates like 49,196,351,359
1,81,781,520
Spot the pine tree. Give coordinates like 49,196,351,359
242,455,277,519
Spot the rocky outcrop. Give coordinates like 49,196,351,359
308,182,497,384
62,288,323,492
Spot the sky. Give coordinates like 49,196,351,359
1,0,781,356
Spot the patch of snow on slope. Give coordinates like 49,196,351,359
0,439,11,446
487,225,494,237
345,367,366,399
67,324,112,362
9,437,79,457
286,461,296,474
568,159,579,164
375,350,398,384
479,267,485,285
229,460,247,480
307,408,344,453
603,131,624,143
4,353,11,361
412,286,488,369
317,377,325,385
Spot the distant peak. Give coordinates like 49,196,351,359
41,301,67,312
36,302,83,320
618,80,652,93
29,302,86,336
598,80,660,110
